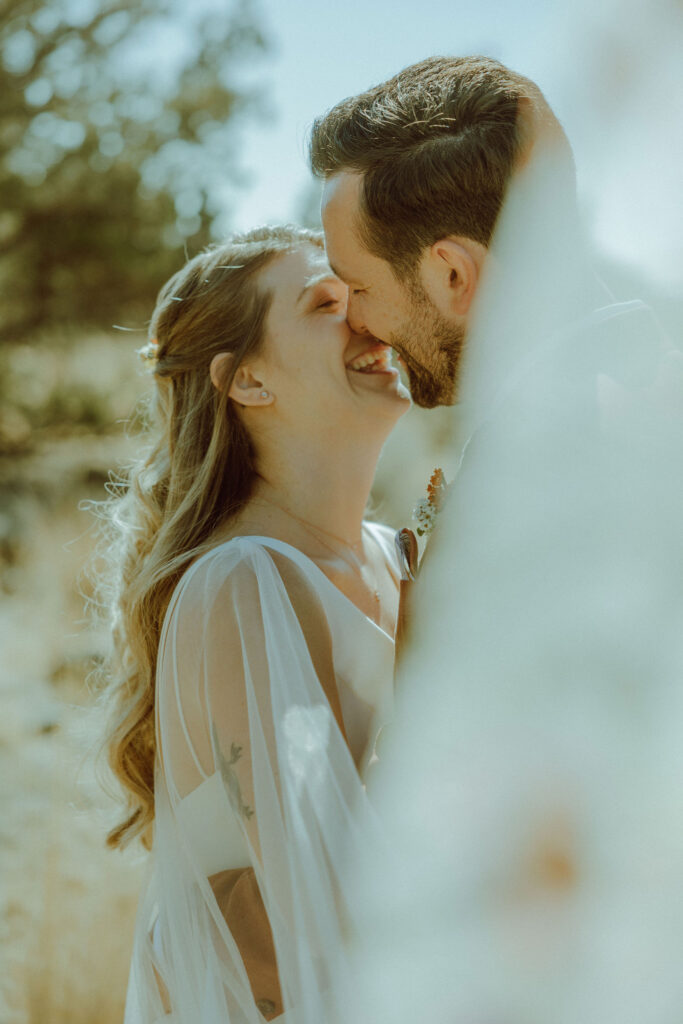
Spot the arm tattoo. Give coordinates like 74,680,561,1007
212,723,255,821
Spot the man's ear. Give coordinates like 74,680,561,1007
423,237,484,317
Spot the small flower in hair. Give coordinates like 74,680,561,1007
413,467,447,537
137,337,159,371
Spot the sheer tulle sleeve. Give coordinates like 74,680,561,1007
124,538,383,1024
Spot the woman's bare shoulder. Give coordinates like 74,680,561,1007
171,532,325,624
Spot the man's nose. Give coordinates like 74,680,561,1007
345,298,368,336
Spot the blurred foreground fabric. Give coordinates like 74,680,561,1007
338,149,683,1024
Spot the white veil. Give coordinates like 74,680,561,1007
330,116,683,1024
123,536,390,1024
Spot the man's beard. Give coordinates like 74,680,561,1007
388,280,465,409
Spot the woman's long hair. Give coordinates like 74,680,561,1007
89,225,323,851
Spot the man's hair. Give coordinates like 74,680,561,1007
310,55,535,276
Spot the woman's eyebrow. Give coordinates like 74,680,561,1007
296,273,341,305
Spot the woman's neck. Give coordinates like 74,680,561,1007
250,432,383,549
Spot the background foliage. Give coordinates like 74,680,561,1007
0,0,266,342
0,3,270,1020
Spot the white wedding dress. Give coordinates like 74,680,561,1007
123,521,399,1024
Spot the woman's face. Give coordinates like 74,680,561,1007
249,244,410,437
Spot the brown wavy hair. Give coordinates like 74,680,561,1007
88,225,323,850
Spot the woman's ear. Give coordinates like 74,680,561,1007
210,352,233,392
227,363,274,408
210,352,274,406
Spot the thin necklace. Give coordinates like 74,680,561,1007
254,495,381,607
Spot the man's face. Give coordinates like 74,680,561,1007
321,171,464,408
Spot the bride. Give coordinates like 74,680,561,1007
93,224,410,1023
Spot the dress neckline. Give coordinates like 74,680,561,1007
200,525,396,644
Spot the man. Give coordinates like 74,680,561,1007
309,54,673,635
309,57,683,1021
310,55,579,411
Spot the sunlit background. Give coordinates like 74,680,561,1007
0,0,680,1020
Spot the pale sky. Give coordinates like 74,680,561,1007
218,0,682,290
227,0,564,230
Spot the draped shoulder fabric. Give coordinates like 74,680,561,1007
123,523,398,1024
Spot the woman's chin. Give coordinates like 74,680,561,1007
348,367,410,401
347,369,412,424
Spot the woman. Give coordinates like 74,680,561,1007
93,225,410,1023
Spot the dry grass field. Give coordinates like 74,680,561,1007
0,331,456,1023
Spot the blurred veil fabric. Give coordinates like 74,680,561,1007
333,147,683,1023
123,526,397,1024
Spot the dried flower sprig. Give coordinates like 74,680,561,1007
137,338,159,371
412,467,447,537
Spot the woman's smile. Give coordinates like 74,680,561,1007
344,339,401,382
345,340,394,374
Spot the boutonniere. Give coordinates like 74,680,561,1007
412,467,447,537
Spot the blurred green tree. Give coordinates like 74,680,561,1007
0,0,266,341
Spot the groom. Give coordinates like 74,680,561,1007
309,56,683,1021
309,54,676,651
310,55,580,412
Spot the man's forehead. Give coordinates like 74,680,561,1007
321,172,370,283
321,169,364,215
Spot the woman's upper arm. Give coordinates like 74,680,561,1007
156,543,345,869
153,542,375,1020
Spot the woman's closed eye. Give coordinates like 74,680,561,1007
313,290,347,313
304,277,348,314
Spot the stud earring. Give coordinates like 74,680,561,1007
260,390,269,399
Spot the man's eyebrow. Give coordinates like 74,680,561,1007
329,263,364,289
296,272,340,304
